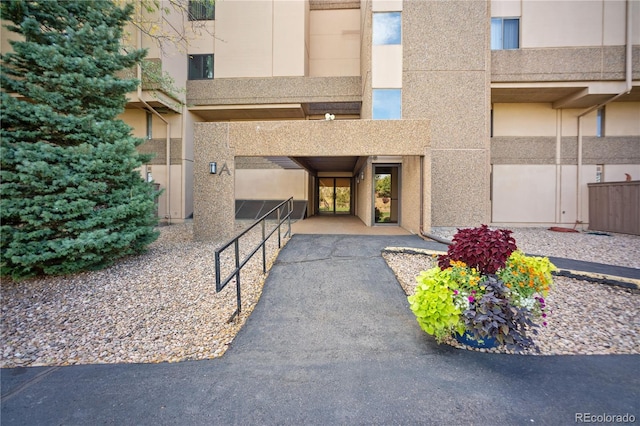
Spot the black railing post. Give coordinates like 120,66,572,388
215,251,221,291
261,219,266,273
234,239,241,314
287,199,292,237
277,206,281,248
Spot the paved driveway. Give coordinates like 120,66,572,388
2,235,638,425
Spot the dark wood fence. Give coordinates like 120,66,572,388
588,181,640,235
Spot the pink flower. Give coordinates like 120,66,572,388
453,290,459,295
468,296,475,303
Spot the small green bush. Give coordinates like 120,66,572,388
408,268,465,343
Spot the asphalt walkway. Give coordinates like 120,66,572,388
1,234,639,425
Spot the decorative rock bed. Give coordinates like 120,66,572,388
1,223,638,368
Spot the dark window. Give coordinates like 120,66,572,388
490,108,494,137
491,18,519,50
188,54,214,80
189,0,215,21
146,111,152,139
596,107,605,137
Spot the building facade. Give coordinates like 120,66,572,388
3,0,638,240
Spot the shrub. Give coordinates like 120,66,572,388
0,0,159,280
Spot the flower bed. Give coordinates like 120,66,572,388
408,225,556,352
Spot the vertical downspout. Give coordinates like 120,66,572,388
575,0,632,224
136,31,172,222
180,104,187,220
576,115,583,223
555,109,562,223
419,155,424,235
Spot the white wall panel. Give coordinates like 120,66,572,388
492,165,556,223
604,164,640,182
372,45,402,88
235,169,307,200
493,104,556,137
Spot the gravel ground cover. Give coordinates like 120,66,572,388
1,223,639,367
1,221,288,368
385,226,640,355
429,226,640,269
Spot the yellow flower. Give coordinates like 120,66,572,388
451,260,467,268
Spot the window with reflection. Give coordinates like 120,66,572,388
188,54,214,80
373,12,401,45
373,89,401,120
188,0,215,21
491,18,519,50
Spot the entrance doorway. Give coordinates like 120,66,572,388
374,165,400,224
318,177,351,214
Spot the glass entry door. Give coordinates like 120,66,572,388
374,165,400,224
319,177,351,214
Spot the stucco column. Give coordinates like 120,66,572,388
400,154,431,235
193,122,235,242
403,0,491,227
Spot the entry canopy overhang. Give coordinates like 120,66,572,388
491,82,640,109
291,156,363,175
223,119,429,158
264,156,367,176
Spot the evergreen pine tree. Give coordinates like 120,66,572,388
1,0,160,280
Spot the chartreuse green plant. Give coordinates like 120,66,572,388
408,268,466,343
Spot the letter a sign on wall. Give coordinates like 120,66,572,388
219,162,231,176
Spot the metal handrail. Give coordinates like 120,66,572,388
215,197,294,322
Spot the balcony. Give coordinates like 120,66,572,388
122,59,184,113
491,46,640,108
186,75,362,120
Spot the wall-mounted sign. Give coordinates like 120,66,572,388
218,162,231,176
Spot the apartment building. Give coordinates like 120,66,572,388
4,0,638,240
